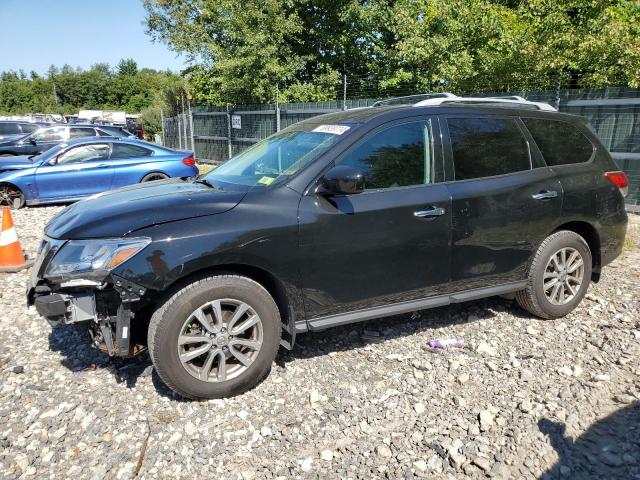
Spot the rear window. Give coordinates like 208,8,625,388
447,117,531,180
522,118,594,166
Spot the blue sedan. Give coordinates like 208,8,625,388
0,138,199,208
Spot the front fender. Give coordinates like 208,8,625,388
0,170,36,200
110,186,303,305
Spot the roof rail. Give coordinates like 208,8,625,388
413,93,556,111
371,93,457,107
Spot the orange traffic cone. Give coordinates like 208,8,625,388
0,207,33,273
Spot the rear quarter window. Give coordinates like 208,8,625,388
522,118,594,166
110,143,152,159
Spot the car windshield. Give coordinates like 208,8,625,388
29,143,67,162
203,124,347,188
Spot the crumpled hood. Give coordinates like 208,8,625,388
0,155,33,171
45,178,247,239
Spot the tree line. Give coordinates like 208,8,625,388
144,0,640,104
0,59,186,133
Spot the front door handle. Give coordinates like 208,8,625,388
532,190,558,200
97,164,110,168
414,206,445,218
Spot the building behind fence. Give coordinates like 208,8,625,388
162,87,640,208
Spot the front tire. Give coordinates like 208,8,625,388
516,230,592,319
0,184,25,209
148,275,281,399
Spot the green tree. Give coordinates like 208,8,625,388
144,0,640,103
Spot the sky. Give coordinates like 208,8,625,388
0,0,186,75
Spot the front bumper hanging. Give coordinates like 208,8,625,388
31,275,148,358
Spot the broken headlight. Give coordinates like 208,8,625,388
44,237,151,281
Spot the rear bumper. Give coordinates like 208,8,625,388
600,216,628,267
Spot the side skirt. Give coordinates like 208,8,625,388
296,281,527,333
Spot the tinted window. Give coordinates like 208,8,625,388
523,118,594,166
110,143,152,159
339,121,429,190
448,117,530,180
70,127,97,138
98,126,132,137
57,144,110,164
32,127,67,142
20,123,39,133
0,123,20,134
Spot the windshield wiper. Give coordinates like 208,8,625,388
193,178,221,190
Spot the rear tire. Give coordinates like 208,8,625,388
141,172,168,182
0,184,25,209
516,230,592,319
148,275,281,400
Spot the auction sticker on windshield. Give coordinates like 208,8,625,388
312,125,350,135
258,176,275,185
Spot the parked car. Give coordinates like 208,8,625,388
0,120,41,141
0,137,197,208
28,95,628,400
0,124,135,157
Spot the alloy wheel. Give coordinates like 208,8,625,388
543,247,584,305
177,299,263,382
0,185,23,208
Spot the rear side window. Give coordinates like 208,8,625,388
0,123,19,134
448,117,531,180
110,143,152,159
339,121,431,190
522,118,594,166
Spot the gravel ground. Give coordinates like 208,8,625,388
1,206,639,480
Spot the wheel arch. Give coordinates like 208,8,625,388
147,263,295,347
140,171,169,182
0,180,27,204
551,220,601,282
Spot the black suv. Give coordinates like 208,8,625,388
28,97,629,399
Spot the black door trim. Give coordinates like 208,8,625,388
296,280,527,332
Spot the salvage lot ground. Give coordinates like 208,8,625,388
1,207,639,479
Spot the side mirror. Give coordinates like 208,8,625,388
29,138,37,145
47,158,57,166
318,165,365,195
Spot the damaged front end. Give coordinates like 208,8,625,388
27,236,152,358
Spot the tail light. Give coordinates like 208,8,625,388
604,171,629,197
182,156,195,167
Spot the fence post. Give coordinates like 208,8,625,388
181,95,188,151
342,73,347,111
187,100,195,154
160,109,165,146
226,104,233,160
176,100,183,149
275,83,281,132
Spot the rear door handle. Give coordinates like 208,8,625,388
532,190,558,200
97,164,110,168
414,206,445,218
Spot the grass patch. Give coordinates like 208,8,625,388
196,163,217,175
624,217,639,251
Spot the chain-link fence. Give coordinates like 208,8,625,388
163,87,640,209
